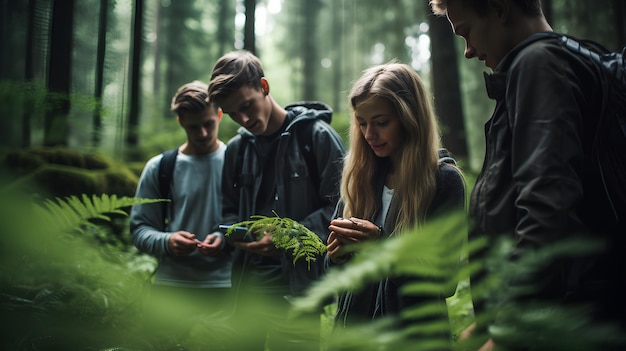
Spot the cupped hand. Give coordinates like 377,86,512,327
327,231,349,263
168,231,199,256
196,233,223,256
328,217,381,244
234,231,280,256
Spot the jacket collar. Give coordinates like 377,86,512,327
484,71,507,101
484,32,559,101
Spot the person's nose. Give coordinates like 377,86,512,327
238,112,250,125
364,125,376,142
464,42,476,59
200,126,209,137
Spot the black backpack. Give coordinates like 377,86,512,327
530,33,626,222
157,147,178,227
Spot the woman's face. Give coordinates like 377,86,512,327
354,95,404,163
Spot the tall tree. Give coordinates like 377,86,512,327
162,2,180,118
244,0,256,54
22,0,36,147
152,1,161,98
0,1,25,80
387,0,409,63
216,0,233,56
330,0,343,111
44,0,74,147
92,0,109,147
160,1,216,118
427,7,468,158
126,0,143,149
302,0,320,100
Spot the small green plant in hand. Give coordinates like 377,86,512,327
227,211,327,269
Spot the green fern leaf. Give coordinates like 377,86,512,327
229,212,327,269
33,194,165,237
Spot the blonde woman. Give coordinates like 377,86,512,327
327,62,465,340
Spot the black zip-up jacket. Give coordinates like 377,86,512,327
222,101,346,296
332,156,466,334
470,33,626,328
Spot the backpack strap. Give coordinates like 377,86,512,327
438,148,457,166
158,147,178,227
297,120,319,190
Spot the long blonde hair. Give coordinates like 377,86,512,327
341,62,441,234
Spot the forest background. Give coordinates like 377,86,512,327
1,0,624,172
0,0,625,350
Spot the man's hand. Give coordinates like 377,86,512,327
197,233,224,256
168,231,198,256
234,232,280,256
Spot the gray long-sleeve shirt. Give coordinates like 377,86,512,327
130,142,232,288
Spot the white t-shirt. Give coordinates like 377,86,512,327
375,185,395,231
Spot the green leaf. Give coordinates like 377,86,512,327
229,211,327,269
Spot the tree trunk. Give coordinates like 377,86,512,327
152,1,161,99
244,0,256,54
92,0,108,147
22,0,35,147
331,0,342,111
428,9,468,158
217,0,231,55
44,0,74,147
302,0,320,100
126,0,143,149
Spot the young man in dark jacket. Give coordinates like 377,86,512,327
208,50,346,351
430,0,626,350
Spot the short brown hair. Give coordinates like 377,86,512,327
170,80,217,117
207,51,265,103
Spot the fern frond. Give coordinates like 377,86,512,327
229,213,327,269
33,194,165,236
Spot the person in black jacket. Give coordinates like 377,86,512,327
327,62,466,349
207,50,346,351
430,1,626,350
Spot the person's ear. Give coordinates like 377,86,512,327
176,116,181,125
217,108,223,121
260,77,269,95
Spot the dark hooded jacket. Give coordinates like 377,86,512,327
470,33,626,328
222,101,346,297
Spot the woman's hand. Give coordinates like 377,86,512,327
327,231,348,263
327,217,381,263
328,217,381,244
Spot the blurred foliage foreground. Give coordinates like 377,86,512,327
0,162,624,350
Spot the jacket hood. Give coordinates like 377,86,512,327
236,101,333,138
285,101,333,125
